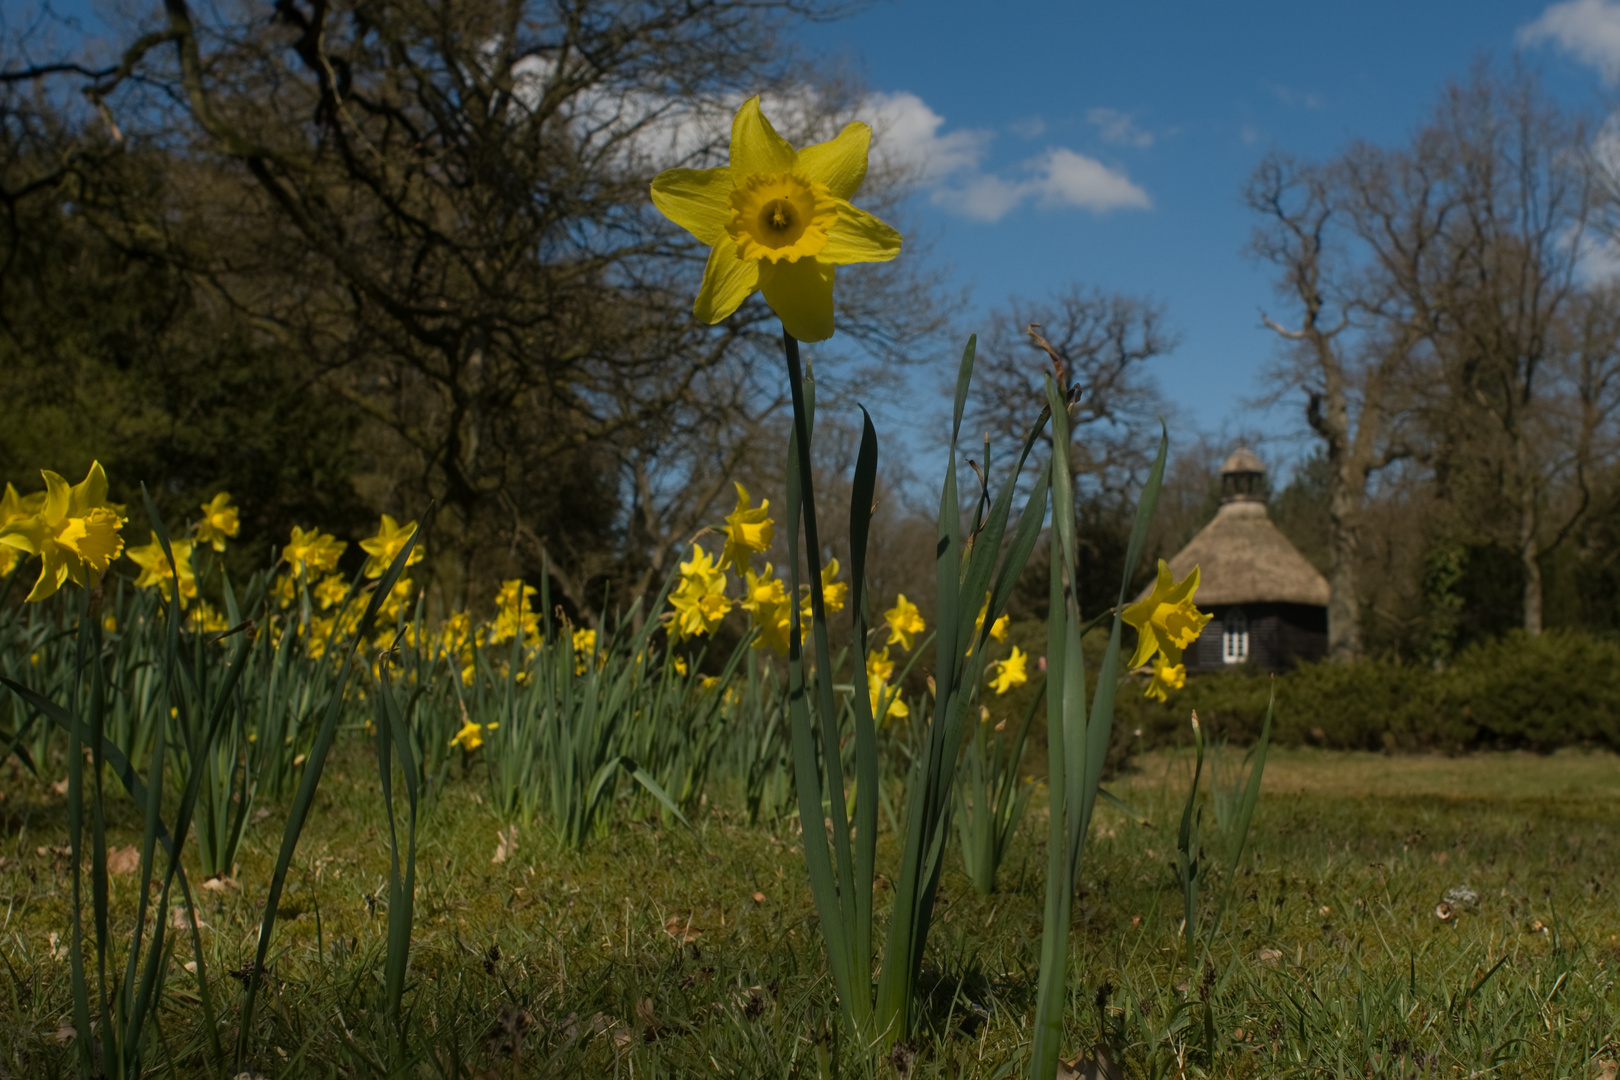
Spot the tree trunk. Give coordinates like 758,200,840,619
1311,384,1368,664
1326,463,1365,662
1519,486,1543,636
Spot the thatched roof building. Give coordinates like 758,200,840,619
1157,449,1329,673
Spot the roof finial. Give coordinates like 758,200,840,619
1219,447,1266,504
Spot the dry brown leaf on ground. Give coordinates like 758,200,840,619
169,906,207,931
492,824,518,864
662,915,700,943
105,845,141,874
1057,1045,1124,1080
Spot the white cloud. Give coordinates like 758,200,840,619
862,90,994,184
865,92,1150,223
1086,107,1154,148
1520,0,1620,81
931,174,1032,222
930,148,1150,222
1033,148,1153,211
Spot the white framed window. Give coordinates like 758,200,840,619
1222,607,1249,665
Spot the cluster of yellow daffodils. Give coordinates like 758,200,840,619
488,579,539,645
572,627,597,675
271,515,422,656
650,98,901,343
1123,560,1212,701
660,483,853,658
0,468,244,631
0,463,127,602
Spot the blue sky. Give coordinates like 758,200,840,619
800,0,1620,478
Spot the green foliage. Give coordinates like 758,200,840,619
953,684,1040,896
1119,628,1620,753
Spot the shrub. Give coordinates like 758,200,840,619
1115,629,1620,753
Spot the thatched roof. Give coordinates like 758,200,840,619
1155,501,1330,607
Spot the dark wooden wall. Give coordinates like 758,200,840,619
1184,603,1327,674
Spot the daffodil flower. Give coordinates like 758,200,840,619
282,526,346,578
572,627,597,674
870,679,909,723
359,514,424,578
0,483,45,580
669,543,732,641
127,533,199,606
489,579,539,644
719,482,775,571
884,594,925,651
194,492,240,552
800,558,848,620
967,598,1009,654
191,603,229,634
1144,653,1186,702
314,574,349,610
377,577,415,624
650,97,902,343
989,646,1029,696
449,720,493,752
0,462,126,602
866,646,897,685
740,563,791,654
1123,560,1212,670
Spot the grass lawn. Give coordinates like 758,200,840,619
2,744,1617,1078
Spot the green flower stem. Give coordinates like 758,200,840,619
780,328,872,1034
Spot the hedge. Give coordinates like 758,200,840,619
1113,629,1620,753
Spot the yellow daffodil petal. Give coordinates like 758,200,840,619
1125,631,1158,672
729,96,796,179
41,471,70,525
650,166,736,245
759,257,835,343
68,461,109,516
693,241,760,324
794,121,871,200
821,199,902,265
1165,564,1200,605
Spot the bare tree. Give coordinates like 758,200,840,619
22,0,940,615
1250,65,1620,645
964,285,1177,506
1246,154,1416,662
1345,67,1600,635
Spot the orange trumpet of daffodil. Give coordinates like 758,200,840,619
650,97,902,343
